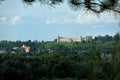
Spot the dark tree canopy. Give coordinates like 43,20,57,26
25,0,120,14
68,0,120,14
0,0,119,14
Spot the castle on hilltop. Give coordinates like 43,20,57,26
57,35,92,42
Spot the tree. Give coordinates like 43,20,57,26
2,0,120,14
0,0,120,14
113,33,120,53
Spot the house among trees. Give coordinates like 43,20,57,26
22,44,30,53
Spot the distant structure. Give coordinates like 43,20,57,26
83,36,93,41
57,35,92,42
13,47,18,50
22,44,30,53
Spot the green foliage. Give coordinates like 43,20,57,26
0,35,114,55
0,34,119,80
0,49,119,80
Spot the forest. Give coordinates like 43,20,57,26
0,33,120,80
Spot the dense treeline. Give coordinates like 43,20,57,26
0,35,114,55
0,34,120,80
0,51,119,80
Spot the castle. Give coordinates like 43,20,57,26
57,36,92,42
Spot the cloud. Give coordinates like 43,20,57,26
45,11,100,25
75,12,119,25
63,18,74,24
105,15,119,24
46,19,57,24
0,17,7,24
75,13,100,24
92,25,103,28
12,16,21,25
45,11,119,25
0,16,23,25
45,10,78,24
46,18,75,24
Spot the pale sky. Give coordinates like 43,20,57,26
0,0,120,41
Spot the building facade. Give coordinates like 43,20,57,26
57,36,82,42
57,36,92,42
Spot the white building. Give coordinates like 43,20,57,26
57,36,82,42
57,35,92,42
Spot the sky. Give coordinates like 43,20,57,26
0,0,120,41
